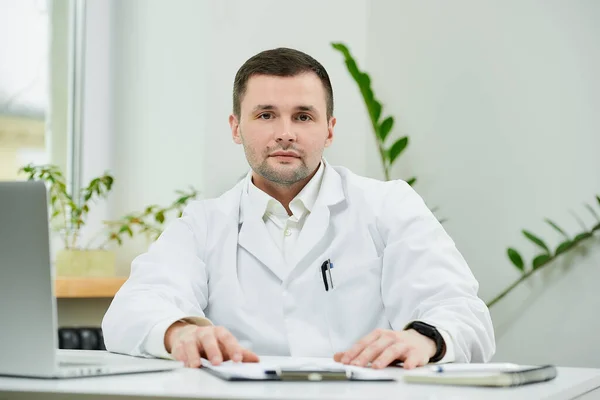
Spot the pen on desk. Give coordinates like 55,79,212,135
430,363,520,373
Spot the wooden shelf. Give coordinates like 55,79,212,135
55,277,128,298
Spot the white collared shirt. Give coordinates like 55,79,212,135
246,162,324,266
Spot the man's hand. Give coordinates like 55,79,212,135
165,322,259,368
334,328,437,370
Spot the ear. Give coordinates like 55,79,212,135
229,114,242,144
324,116,336,148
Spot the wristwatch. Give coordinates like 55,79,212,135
404,321,446,363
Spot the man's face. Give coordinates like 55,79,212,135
229,73,335,186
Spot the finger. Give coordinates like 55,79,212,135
197,330,223,365
351,336,396,367
171,343,187,364
241,348,260,363
215,327,244,362
333,352,344,363
341,329,384,364
182,339,202,368
402,350,429,370
372,342,410,369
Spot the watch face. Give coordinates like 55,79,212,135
413,321,435,336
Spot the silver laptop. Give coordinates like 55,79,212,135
0,181,183,378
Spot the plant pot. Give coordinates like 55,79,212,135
55,249,116,277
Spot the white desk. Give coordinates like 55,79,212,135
1,352,600,400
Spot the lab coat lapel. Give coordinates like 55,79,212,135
237,187,288,282
291,163,345,268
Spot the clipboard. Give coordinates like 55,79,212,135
200,359,395,382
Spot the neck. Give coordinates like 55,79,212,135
252,166,320,215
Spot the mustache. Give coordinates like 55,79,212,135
266,145,303,156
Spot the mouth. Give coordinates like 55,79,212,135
269,151,300,160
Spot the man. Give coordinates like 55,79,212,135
102,48,495,370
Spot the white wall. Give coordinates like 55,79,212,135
109,0,212,272
367,0,600,366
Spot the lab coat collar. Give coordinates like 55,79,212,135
238,159,344,224
235,160,345,281
246,161,324,222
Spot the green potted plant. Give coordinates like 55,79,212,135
20,164,200,277
101,187,199,247
20,164,116,277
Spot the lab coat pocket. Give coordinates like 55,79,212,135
324,256,385,353
330,256,382,289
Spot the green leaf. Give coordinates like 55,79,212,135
532,254,551,270
507,248,525,272
555,240,574,256
372,99,382,124
522,230,550,254
545,219,569,238
585,204,600,222
155,212,165,224
387,137,409,165
406,177,417,186
104,175,114,187
378,116,394,143
345,59,361,82
331,42,351,60
175,196,191,206
573,232,593,242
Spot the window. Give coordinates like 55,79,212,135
0,0,49,180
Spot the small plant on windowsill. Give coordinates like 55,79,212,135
100,188,199,247
20,164,199,277
20,164,116,277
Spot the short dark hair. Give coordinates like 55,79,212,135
233,48,334,119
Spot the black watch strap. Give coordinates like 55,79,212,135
404,321,446,363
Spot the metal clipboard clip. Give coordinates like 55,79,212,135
266,368,353,381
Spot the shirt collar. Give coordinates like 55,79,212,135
246,161,325,220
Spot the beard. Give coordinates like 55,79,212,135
254,155,311,186
242,141,311,186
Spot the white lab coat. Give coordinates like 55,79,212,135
102,163,495,362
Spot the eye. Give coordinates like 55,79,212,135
296,113,312,122
258,113,273,120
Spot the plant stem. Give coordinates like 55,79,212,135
486,266,537,308
378,145,390,181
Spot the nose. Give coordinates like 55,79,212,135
275,120,297,144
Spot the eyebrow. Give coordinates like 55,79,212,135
251,104,319,114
